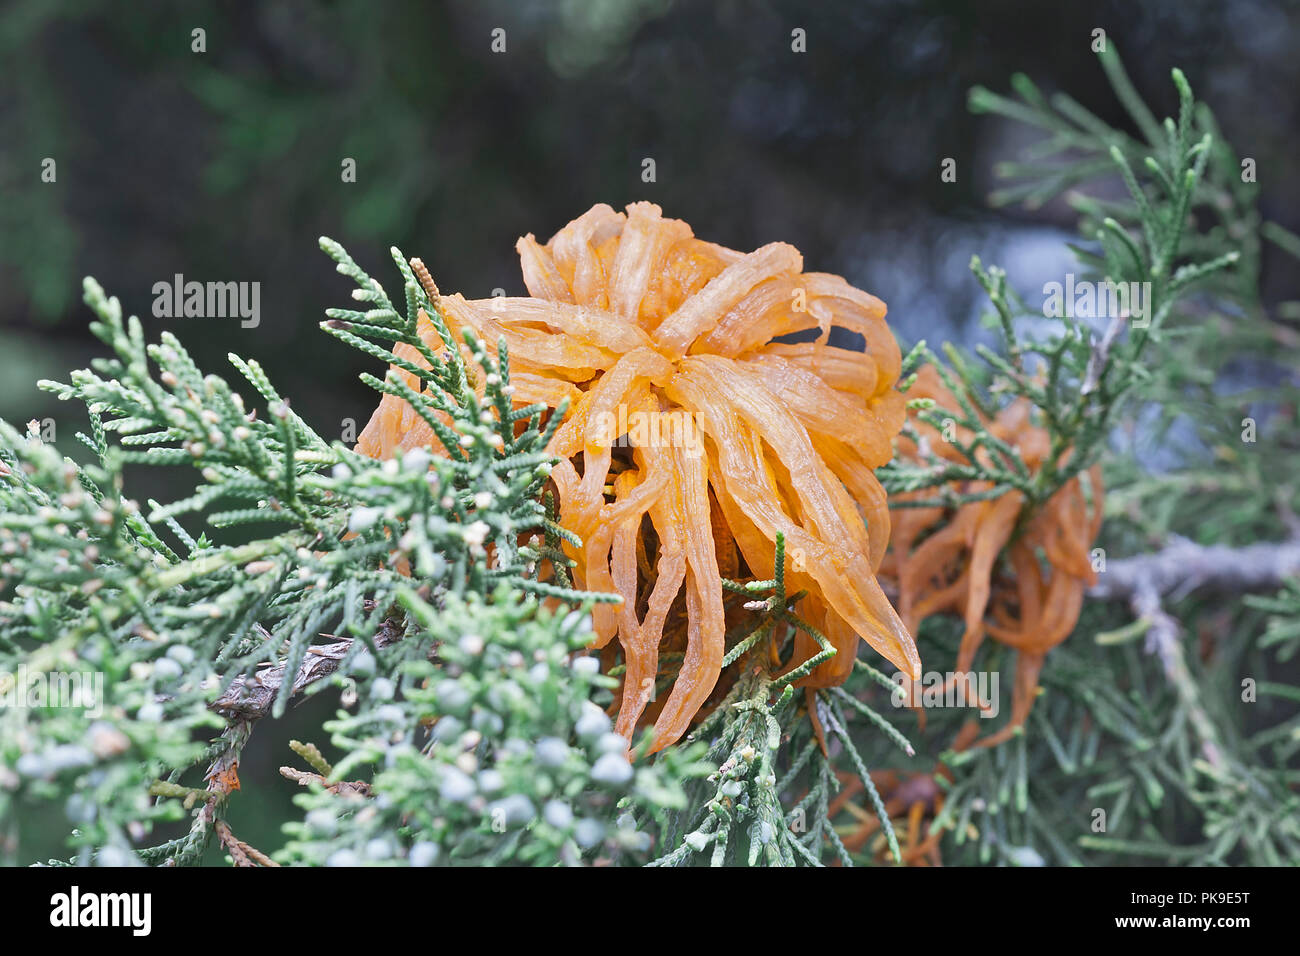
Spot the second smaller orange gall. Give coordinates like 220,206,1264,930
880,366,1104,748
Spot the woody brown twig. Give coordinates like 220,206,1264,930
1089,534,1300,768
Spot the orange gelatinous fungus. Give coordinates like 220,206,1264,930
880,365,1105,748
354,202,919,752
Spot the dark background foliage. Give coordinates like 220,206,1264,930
5,0,1297,434
3,0,1297,863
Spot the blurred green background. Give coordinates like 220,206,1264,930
3,0,1297,862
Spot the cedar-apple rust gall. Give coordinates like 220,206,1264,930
353,201,919,752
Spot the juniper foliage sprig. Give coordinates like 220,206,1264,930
925,603,1300,867
885,51,1247,513
0,241,682,866
842,47,1300,868
276,590,711,867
